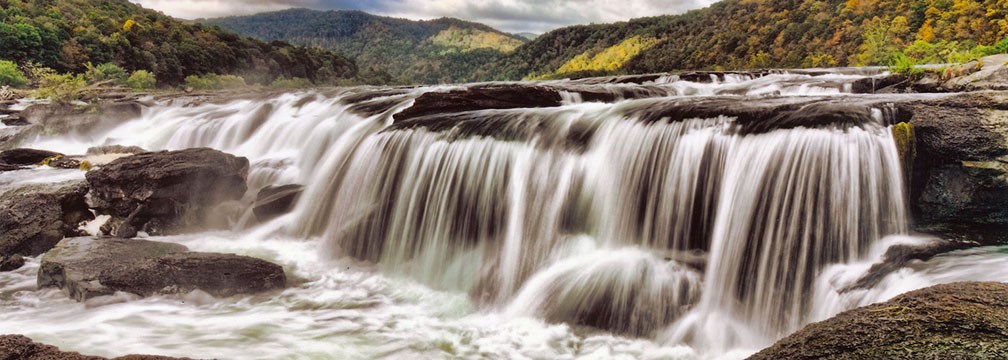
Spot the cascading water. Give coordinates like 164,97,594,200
2,72,1004,359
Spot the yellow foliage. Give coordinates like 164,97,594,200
430,27,523,53
123,19,135,32
917,20,936,42
555,35,661,75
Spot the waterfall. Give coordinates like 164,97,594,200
34,72,916,354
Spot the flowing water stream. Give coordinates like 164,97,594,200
1,72,1006,359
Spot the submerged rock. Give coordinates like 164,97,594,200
252,184,304,221
38,237,286,301
506,249,701,337
0,334,186,360
0,181,93,270
750,282,1008,360
85,148,249,236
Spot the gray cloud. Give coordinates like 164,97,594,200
133,0,718,33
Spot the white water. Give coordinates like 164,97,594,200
2,73,1005,359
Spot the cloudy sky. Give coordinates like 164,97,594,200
132,0,718,33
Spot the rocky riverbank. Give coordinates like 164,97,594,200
0,334,188,360
0,147,288,304
750,282,1008,359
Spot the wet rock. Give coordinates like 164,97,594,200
851,74,910,94
252,184,304,221
1,114,29,126
0,254,25,272
85,145,148,156
842,238,978,292
0,163,23,172
906,96,1008,243
917,163,1008,228
85,148,249,236
38,237,286,301
0,181,94,261
0,148,62,166
393,85,563,122
750,282,1008,360
99,252,287,298
0,334,102,360
0,334,188,360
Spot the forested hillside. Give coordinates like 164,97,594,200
0,0,356,85
476,0,1008,80
205,9,527,84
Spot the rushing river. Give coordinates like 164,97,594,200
1,71,1006,359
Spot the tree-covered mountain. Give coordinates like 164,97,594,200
0,0,356,86
204,9,527,84
478,0,1008,80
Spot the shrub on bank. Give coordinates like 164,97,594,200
84,62,127,85
0,60,27,88
269,76,313,89
127,70,157,90
185,73,247,90
34,72,86,103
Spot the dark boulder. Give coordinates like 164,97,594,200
38,237,286,301
905,95,1008,243
0,255,25,272
0,334,187,360
85,145,148,156
85,148,249,236
750,282,1008,360
99,252,287,298
0,181,93,270
393,85,564,122
252,184,304,221
0,148,62,166
1,114,29,126
851,74,910,94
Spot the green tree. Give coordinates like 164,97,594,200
85,62,127,84
126,70,156,90
0,60,28,87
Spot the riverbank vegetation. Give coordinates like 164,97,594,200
0,0,356,88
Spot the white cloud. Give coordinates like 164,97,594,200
132,0,718,32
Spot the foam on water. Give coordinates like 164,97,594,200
2,72,1005,359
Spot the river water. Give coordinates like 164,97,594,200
1,72,1005,359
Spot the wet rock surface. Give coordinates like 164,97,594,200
392,85,564,122
0,181,93,270
904,93,1008,243
0,148,62,166
38,237,286,301
252,184,304,221
750,282,1008,360
0,334,187,360
85,148,249,236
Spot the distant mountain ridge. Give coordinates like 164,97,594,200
205,1,1008,84
204,9,527,84
476,0,1008,81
